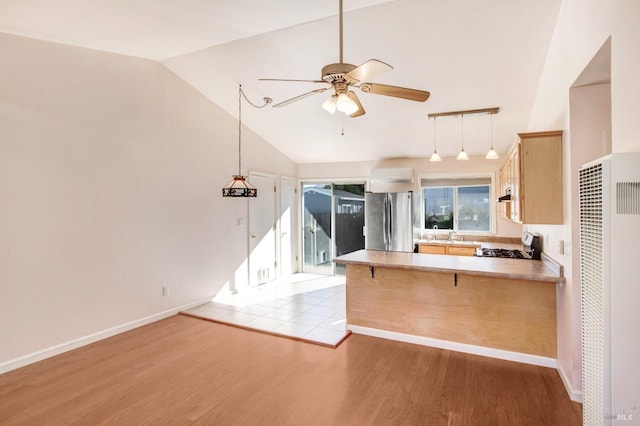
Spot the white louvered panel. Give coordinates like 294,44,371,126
616,182,640,215
579,163,605,426
580,153,640,425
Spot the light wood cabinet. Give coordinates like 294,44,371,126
499,130,563,224
418,243,478,256
345,264,557,357
418,244,446,255
446,245,478,256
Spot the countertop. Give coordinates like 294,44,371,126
416,240,522,250
334,249,564,283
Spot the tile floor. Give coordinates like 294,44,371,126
182,274,349,347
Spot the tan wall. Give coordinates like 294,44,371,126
0,33,295,365
525,0,640,401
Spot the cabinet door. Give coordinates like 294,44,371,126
498,164,511,219
519,132,563,224
419,245,446,254
510,146,521,222
446,246,477,256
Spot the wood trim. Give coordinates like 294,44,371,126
428,107,500,118
517,130,563,138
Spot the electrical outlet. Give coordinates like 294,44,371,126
162,286,169,296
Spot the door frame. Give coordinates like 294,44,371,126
248,170,277,286
300,178,367,276
279,176,300,277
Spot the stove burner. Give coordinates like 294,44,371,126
478,248,531,259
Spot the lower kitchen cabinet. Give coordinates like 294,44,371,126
418,243,478,256
345,263,556,357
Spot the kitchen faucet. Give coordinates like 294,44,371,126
448,230,454,240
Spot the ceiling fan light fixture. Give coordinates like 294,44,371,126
336,92,358,115
322,95,338,114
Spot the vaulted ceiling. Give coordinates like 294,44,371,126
0,0,563,163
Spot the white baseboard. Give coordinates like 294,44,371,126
557,363,584,403
348,324,557,368
0,298,213,375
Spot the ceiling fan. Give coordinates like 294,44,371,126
259,0,430,118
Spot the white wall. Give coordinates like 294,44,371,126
298,155,522,237
0,33,296,368
525,0,640,402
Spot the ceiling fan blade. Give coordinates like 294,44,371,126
347,91,366,118
360,83,430,102
259,78,326,84
272,88,330,108
346,59,393,83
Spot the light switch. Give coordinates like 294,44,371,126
558,240,565,255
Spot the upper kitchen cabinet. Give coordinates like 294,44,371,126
499,131,563,224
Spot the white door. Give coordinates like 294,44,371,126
249,172,276,286
280,177,298,276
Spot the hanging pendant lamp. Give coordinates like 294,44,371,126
222,85,271,198
429,117,442,162
485,112,499,160
456,114,469,161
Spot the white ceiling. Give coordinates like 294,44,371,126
0,0,563,164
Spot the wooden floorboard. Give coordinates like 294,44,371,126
0,315,582,425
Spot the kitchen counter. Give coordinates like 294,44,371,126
335,249,564,283
335,249,560,365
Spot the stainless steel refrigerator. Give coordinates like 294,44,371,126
364,191,414,252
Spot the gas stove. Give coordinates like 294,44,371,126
476,248,531,259
474,232,542,260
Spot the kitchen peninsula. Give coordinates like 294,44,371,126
334,249,564,367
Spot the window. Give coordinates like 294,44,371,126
421,176,492,234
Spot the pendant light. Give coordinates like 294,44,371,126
456,114,469,161
222,84,271,197
485,112,499,160
429,117,442,162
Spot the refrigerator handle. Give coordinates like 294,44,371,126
387,195,393,250
382,195,388,250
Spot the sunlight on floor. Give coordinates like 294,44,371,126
183,274,348,346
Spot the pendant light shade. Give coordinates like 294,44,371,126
429,117,441,162
222,175,257,197
456,149,469,161
336,91,359,115
457,114,468,161
485,113,499,160
222,84,271,198
322,95,338,114
485,148,499,160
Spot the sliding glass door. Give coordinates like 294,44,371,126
302,182,365,275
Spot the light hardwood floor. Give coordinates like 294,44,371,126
0,315,582,425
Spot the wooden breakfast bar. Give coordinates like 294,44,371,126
334,249,564,367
